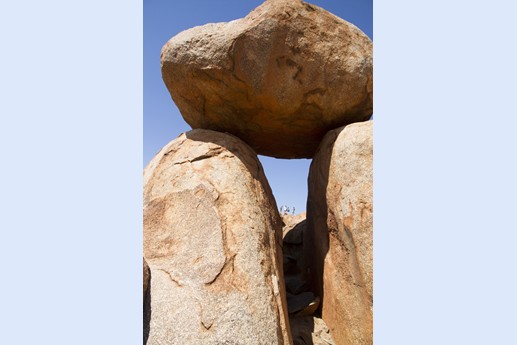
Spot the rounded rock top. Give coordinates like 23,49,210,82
161,0,372,158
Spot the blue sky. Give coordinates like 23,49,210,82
144,0,372,213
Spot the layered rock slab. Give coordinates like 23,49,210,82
304,121,373,345
161,0,373,158
143,129,292,345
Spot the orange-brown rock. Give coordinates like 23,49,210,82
304,121,373,344
143,129,292,345
161,0,372,158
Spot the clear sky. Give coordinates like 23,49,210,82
144,0,372,213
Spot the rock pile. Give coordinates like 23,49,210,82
145,1,373,344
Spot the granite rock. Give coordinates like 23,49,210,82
161,0,372,158
144,129,292,345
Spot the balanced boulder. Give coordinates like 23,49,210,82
304,121,373,344
161,0,373,158
143,129,292,345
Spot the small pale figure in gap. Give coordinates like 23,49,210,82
279,205,296,215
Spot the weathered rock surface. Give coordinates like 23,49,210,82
161,0,373,158
143,258,150,302
304,121,373,345
143,129,292,345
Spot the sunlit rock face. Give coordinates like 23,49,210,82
304,121,373,345
143,129,292,345
161,0,372,158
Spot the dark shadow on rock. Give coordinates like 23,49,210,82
143,275,152,345
284,220,306,245
302,128,337,316
289,315,315,345
283,216,321,344
283,219,307,278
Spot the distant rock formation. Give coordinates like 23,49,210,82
143,129,291,345
161,0,372,158
304,121,373,345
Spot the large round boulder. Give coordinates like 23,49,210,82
161,0,372,158
143,129,292,345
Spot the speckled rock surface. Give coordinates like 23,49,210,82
304,121,373,345
161,0,372,158
143,129,292,345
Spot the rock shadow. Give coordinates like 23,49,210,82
143,276,151,345
302,130,335,317
290,315,316,345
283,218,319,344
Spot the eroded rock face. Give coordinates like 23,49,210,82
161,0,372,158
304,121,373,345
143,129,292,345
